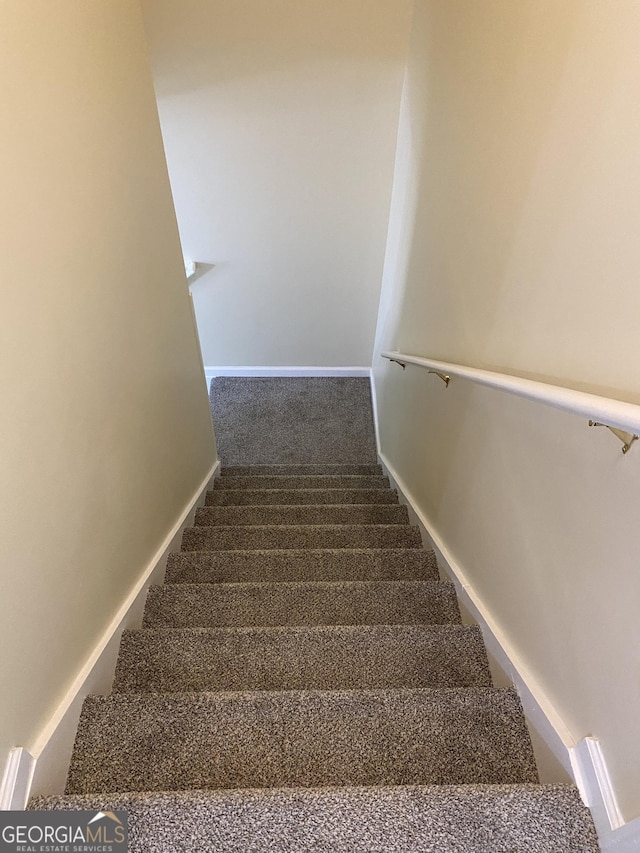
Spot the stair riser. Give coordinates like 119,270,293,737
66,689,538,794
113,625,492,693
142,582,460,628
206,489,399,506
195,505,410,526
221,465,383,476
214,476,390,490
165,549,440,584
182,525,422,551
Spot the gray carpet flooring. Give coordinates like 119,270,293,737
206,486,400,505
65,688,538,794
209,377,378,465
113,624,492,693
213,473,390,489
142,580,462,628
32,380,598,850
195,502,410,525
182,523,423,551
32,785,598,853
164,548,440,584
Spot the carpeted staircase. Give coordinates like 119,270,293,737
33,463,599,850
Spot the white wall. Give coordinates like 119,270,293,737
374,0,640,822
0,0,216,780
140,0,413,367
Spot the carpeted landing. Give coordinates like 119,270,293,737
209,377,378,465
33,464,599,851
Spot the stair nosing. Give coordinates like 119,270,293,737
148,579,455,591
172,547,436,555
86,685,520,702
185,524,419,530
122,622,476,637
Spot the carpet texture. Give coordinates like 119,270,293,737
65,688,538,794
209,377,378,465
213,473,390,489
113,624,492,693
195,503,410,526
182,523,423,551
164,548,441,584
32,382,599,850
142,580,461,628
206,487,400,505
32,785,599,853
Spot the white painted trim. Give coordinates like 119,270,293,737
9,459,219,804
569,738,624,828
569,739,640,851
381,350,640,435
375,444,640,849
598,816,640,852
369,370,382,458
0,748,36,811
205,366,372,386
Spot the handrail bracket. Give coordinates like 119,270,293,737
389,359,406,370
588,421,639,454
428,370,451,388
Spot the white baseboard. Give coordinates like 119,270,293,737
204,366,372,386
569,738,640,851
1,459,219,809
376,447,640,850
0,749,36,811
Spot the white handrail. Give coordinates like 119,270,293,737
381,350,640,436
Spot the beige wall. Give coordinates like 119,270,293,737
140,0,413,367
374,0,640,820
0,1,215,768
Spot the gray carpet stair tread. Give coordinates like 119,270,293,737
206,487,400,505
222,464,383,476
143,580,460,628
32,784,600,853
66,688,538,794
113,624,491,693
182,523,422,551
213,474,390,490
195,504,410,526
165,548,440,584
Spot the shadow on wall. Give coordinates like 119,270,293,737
141,0,412,97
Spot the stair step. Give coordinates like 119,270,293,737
195,504,410,526
32,785,600,852
113,624,491,693
143,580,460,628
65,688,538,794
182,524,422,551
214,474,390,490
206,487,400,505
222,464,383,476
165,548,440,584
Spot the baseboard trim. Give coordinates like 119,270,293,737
204,366,372,385
3,458,219,806
0,748,36,811
571,737,640,850
377,447,639,848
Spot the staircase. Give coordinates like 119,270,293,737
34,463,599,851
